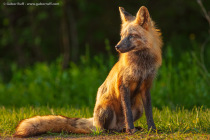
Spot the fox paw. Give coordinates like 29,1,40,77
135,126,142,131
126,128,137,134
148,125,157,132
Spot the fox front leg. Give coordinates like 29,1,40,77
120,85,136,134
142,89,156,131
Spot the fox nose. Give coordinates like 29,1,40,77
115,45,120,49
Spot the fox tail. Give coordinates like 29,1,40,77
13,115,94,138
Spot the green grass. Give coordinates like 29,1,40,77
0,45,209,109
0,106,209,139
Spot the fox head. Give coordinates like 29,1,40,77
115,6,162,54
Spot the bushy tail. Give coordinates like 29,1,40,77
13,115,94,138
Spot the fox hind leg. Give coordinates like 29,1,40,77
93,105,117,130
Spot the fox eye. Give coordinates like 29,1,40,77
128,34,138,39
132,34,139,38
128,35,133,39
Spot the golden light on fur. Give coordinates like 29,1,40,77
14,6,163,137
14,115,93,137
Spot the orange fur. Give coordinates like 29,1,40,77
14,6,162,137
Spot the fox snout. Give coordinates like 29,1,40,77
115,44,120,50
115,42,124,52
115,37,135,53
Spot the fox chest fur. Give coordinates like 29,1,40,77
119,49,157,84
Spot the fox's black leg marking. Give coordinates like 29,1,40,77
120,85,135,134
142,89,156,130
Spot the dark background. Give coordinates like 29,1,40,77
0,0,209,109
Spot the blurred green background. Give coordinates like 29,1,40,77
0,0,209,109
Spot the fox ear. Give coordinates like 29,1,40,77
135,6,151,29
119,7,134,24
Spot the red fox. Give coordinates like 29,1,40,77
14,6,162,137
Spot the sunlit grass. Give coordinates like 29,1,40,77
0,106,209,139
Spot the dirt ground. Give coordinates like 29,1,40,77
1,133,209,140
1,135,129,140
